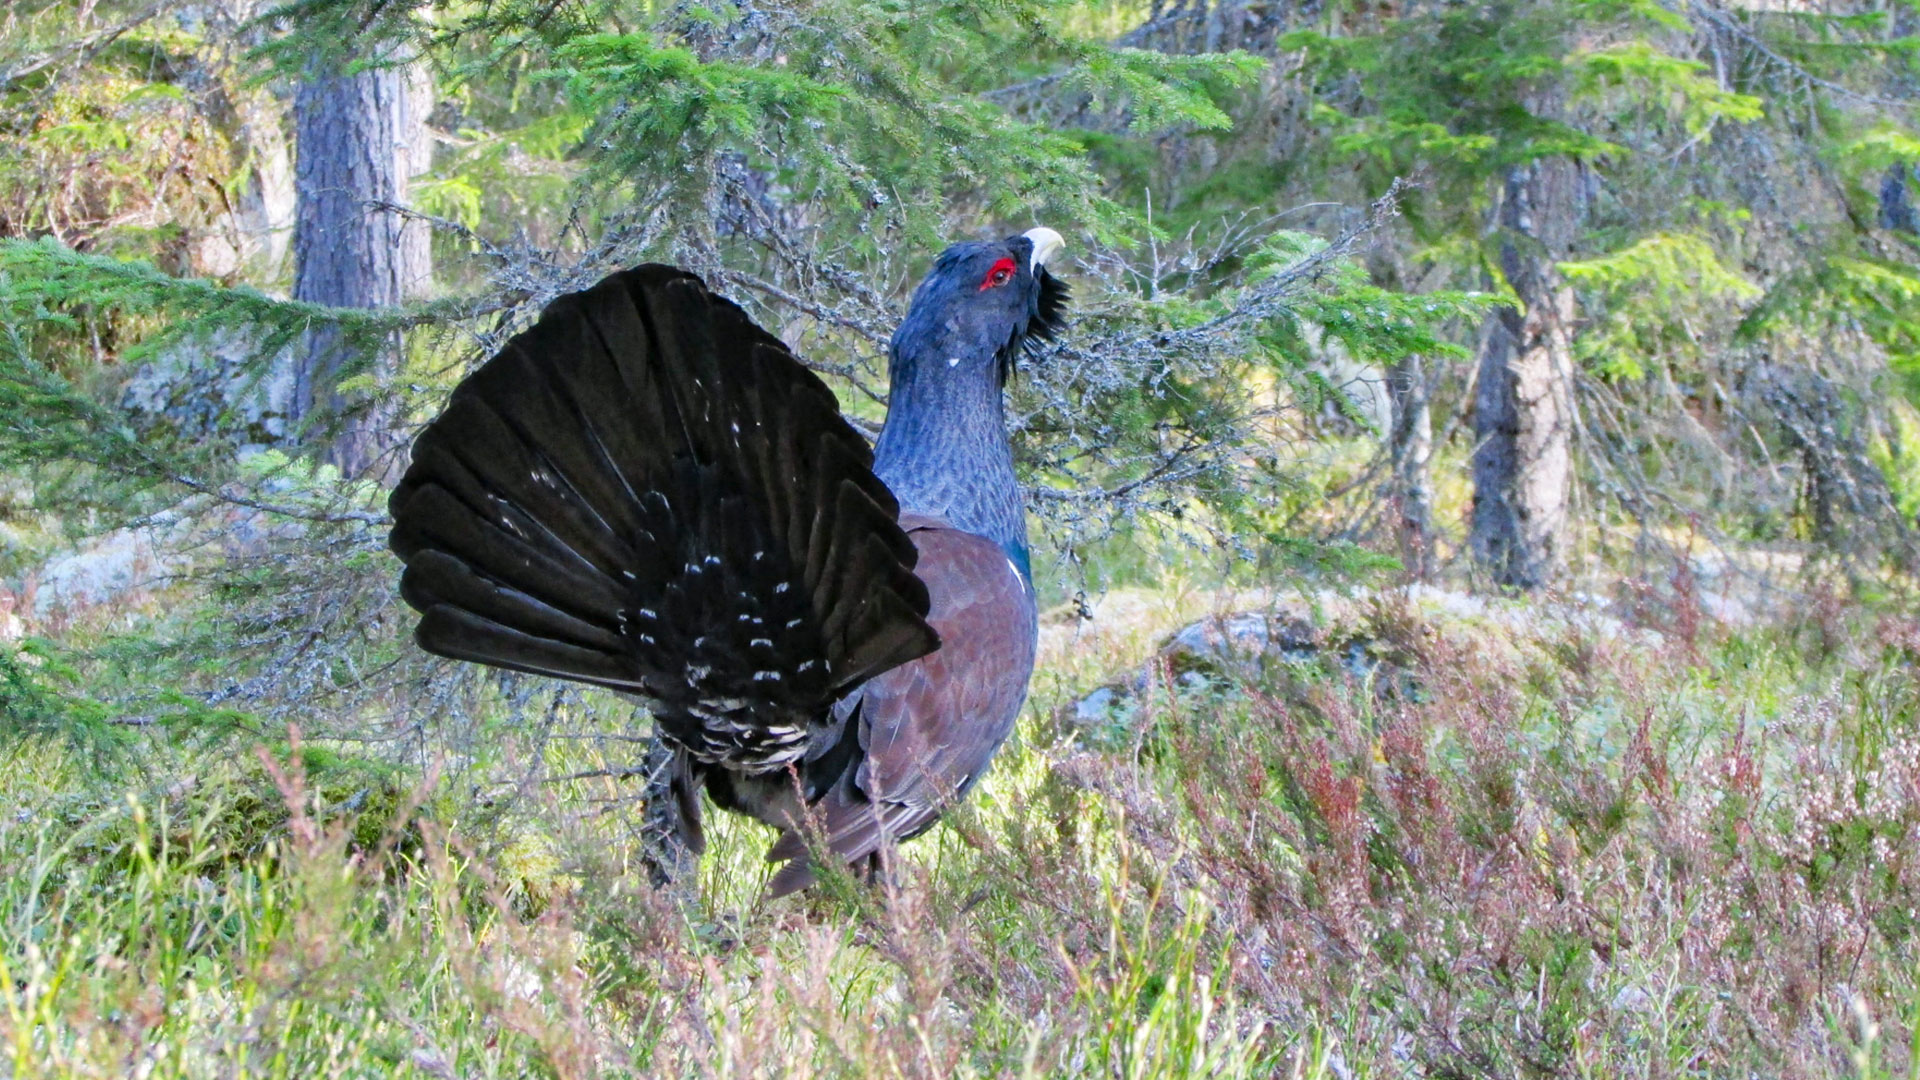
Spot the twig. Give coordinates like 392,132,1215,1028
168,474,388,525
1687,0,1914,110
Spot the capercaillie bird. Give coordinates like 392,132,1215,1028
388,229,1067,895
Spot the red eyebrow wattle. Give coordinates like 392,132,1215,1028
979,257,1018,290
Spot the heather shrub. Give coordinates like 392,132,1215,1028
9,586,1916,1077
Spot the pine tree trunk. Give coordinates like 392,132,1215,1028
1880,163,1917,234
290,55,432,478
1470,161,1577,591
1386,352,1434,579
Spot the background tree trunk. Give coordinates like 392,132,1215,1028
1470,160,1578,590
290,55,432,478
1385,352,1434,579
1880,163,1917,234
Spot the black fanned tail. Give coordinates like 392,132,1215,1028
389,265,938,771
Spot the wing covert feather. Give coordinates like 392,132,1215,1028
766,520,1037,895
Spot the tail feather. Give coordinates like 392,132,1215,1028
416,605,651,693
401,550,623,655
392,483,629,624
390,265,938,769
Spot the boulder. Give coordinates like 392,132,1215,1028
119,328,297,453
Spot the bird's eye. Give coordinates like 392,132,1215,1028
979,257,1018,291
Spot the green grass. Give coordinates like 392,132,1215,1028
4,588,1920,1077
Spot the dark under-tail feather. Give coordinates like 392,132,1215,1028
390,265,939,772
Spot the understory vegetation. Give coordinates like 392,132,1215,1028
6,584,1920,1077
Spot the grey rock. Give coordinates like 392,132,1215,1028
1062,607,1331,735
1159,609,1322,678
120,328,296,453
33,524,182,616
1072,685,1123,726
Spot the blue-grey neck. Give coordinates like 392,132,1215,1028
873,349,1030,578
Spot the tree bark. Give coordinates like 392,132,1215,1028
1385,352,1434,579
290,54,432,478
1880,163,1918,235
1470,160,1578,591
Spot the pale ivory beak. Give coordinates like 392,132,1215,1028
1023,227,1065,271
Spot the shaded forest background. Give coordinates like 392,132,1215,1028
3,0,1920,1074
3,0,1917,650
7,0,1920,625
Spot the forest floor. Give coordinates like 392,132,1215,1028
3,572,1919,1078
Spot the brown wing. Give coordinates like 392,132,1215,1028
765,516,1038,895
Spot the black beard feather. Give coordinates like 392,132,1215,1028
996,267,1070,385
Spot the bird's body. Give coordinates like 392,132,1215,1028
389,230,1065,894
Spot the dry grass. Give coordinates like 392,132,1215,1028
4,585,1919,1078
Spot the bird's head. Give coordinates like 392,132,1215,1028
890,226,1069,387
